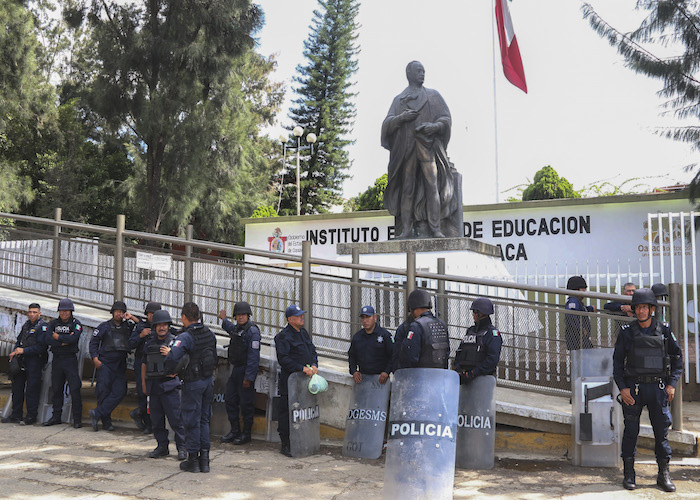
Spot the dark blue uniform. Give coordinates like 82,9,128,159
397,311,449,369
274,324,318,442
45,316,83,424
129,319,153,429
348,325,393,376
391,319,411,373
565,296,594,350
89,318,137,426
453,318,502,382
613,319,683,461
165,322,216,454
143,332,185,453
222,318,261,435
8,318,48,422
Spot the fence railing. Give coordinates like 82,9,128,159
0,210,679,397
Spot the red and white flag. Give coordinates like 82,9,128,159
495,0,527,93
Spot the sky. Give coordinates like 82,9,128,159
255,0,697,205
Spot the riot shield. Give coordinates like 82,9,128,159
455,374,496,470
383,368,459,500
210,361,232,436
342,374,391,459
287,371,320,457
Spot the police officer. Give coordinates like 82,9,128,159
348,305,393,385
613,288,683,492
564,275,595,350
88,300,137,431
129,301,162,433
453,298,502,383
142,309,186,460
163,302,217,473
43,298,83,428
391,312,413,373
397,289,449,369
218,301,261,445
604,282,636,317
275,304,318,457
3,303,48,424
652,283,668,322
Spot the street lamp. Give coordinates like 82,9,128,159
290,127,317,216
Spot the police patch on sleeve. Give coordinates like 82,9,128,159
251,340,260,350
76,324,82,331
172,340,181,347
492,329,500,337
407,331,414,340
93,330,100,336
42,325,47,331
567,303,576,309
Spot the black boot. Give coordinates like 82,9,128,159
622,457,636,490
149,445,169,458
179,452,200,473
43,415,62,426
233,428,251,445
199,449,210,473
221,421,241,443
130,408,145,430
657,457,676,492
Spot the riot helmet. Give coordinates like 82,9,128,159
651,283,668,298
470,297,494,316
630,288,658,309
152,309,172,326
57,298,75,311
567,275,587,290
407,289,432,311
144,302,161,314
233,301,253,316
110,300,127,313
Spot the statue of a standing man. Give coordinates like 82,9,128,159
381,61,462,239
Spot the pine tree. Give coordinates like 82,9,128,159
582,2,700,196
282,0,360,215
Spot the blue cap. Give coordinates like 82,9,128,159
285,304,305,318
360,305,375,316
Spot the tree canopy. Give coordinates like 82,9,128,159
522,166,579,201
345,173,387,211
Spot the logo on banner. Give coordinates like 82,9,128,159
268,227,287,253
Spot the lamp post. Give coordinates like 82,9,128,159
290,126,317,216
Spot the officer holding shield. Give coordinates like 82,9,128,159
348,305,393,385
397,289,449,369
129,301,162,434
453,298,502,383
613,288,683,492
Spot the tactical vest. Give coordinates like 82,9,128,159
50,319,80,354
18,320,44,348
416,315,450,369
228,322,254,366
454,325,489,371
102,321,131,352
145,333,175,379
182,325,217,382
624,322,668,378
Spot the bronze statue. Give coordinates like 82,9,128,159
381,61,462,239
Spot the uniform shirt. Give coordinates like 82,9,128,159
391,320,411,373
348,325,393,375
603,301,629,315
564,296,594,349
398,311,448,369
222,318,261,382
141,333,181,394
45,316,82,353
612,318,683,390
16,319,49,356
453,319,502,378
129,319,152,360
89,319,137,363
275,324,318,390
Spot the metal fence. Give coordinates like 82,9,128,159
0,210,679,396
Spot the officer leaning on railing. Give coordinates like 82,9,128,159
612,288,683,493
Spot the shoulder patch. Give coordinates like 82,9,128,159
42,325,47,331
407,331,414,340
492,329,500,337
93,330,100,336
251,340,260,350
172,339,181,347
567,303,577,310
76,324,82,331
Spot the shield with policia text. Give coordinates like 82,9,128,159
342,374,391,459
456,374,497,469
383,368,460,500
287,371,320,457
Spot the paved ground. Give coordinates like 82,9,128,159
0,422,699,499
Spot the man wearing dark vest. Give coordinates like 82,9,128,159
141,309,186,460
164,302,217,473
565,275,595,350
88,300,137,431
3,303,48,425
613,288,683,492
43,298,83,428
397,289,450,369
218,301,261,445
348,305,393,385
453,298,502,383
275,304,318,457
129,301,162,434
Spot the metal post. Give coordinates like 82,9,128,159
301,241,312,336
296,136,301,216
437,258,447,321
406,251,416,308
668,283,683,431
51,207,62,293
114,214,125,302
350,248,360,334
184,224,194,304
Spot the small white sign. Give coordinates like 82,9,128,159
135,251,152,269
136,251,172,272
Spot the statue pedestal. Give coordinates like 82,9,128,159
336,237,499,257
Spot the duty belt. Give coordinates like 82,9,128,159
631,376,666,384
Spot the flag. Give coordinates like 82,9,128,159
495,0,527,93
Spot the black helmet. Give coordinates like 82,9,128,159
630,288,658,309
57,298,75,311
110,300,127,313
651,283,668,298
407,289,432,311
567,276,587,290
233,301,253,316
470,297,494,316
151,309,172,325
145,302,162,314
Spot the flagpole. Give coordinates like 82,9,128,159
491,0,500,204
